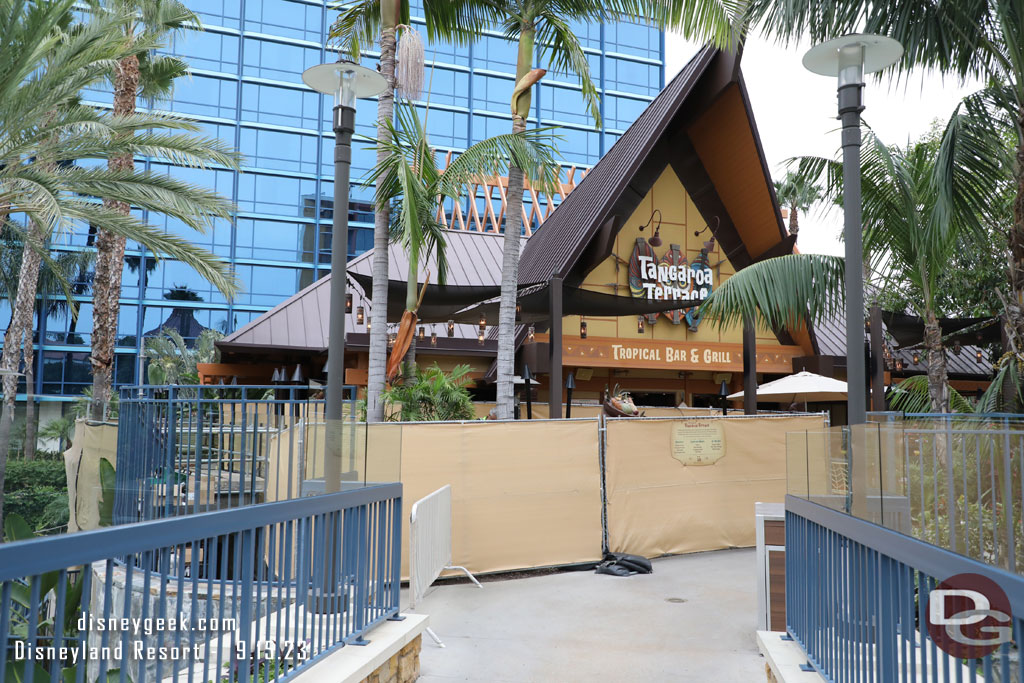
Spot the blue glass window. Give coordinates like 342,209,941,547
242,82,321,130
237,172,316,216
471,73,513,113
606,20,660,61
418,106,468,149
424,35,470,68
168,75,238,119
242,38,320,84
194,0,242,30
240,126,320,174
605,57,660,96
413,67,470,107
476,36,517,73
540,84,598,127
244,0,323,42
227,265,315,305
141,306,231,340
165,30,239,73
555,127,600,165
234,218,317,262
568,18,602,49
144,261,231,305
605,94,650,131
471,113,514,142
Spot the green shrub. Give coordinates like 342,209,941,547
4,459,66,492
6,487,65,531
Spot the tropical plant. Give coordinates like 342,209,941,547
1,224,92,459
790,125,1006,412
362,102,560,377
380,363,476,421
330,0,424,422
143,327,223,386
84,0,205,422
773,170,822,236
0,0,245,531
39,415,76,452
745,0,1024,386
422,0,743,419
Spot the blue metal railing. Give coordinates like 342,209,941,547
1,483,402,683
786,495,1023,683
115,385,359,524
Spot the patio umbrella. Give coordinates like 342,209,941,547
727,371,848,403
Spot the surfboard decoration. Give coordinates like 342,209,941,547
685,237,716,332
660,244,688,325
628,238,659,324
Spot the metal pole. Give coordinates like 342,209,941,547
325,104,354,494
742,315,757,415
870,305,885,411
839,76,866,425
548,276,563,419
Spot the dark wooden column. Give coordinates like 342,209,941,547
548,276,563,419
743,315,757,414
869,305,886,411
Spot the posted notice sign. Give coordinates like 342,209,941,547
670,420,725,466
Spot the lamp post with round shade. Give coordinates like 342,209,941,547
803,34,902,425
302,59,386,492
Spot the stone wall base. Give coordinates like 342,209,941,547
360,634,421,683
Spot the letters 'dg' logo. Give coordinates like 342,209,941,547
926,573,1013,659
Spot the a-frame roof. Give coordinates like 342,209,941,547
519,46,792,287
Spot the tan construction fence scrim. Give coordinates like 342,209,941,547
603,414,827,558
391,418,604,577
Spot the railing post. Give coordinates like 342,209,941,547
164,386,177,520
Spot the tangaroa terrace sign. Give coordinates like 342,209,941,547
628,237,715,331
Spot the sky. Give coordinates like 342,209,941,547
664,33,981,255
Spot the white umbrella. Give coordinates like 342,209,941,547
728,371,847,403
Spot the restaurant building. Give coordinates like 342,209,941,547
212,46,995,414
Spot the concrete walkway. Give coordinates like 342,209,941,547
407,548,765,682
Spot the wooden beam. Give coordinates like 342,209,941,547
548,276,563,419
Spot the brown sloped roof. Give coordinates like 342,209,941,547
218,229,523,353
518,46,718,285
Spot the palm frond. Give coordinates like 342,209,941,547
699,253,845,332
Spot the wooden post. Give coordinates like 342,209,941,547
548,276,563,419
870,305,885,412
743,315,757,414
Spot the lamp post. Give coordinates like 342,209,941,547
565,372,575,419
719,379,729,416
522,365,533,420
803,34,902,425
303,59,386,492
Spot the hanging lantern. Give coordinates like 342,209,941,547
367,319,372,332
895,358,904,371
977,349,984,363
447,319,455,337
388,332,396,348
346,292,353,313
637,316,645,334
515,303,522,322
479,312,486,330
912,351,920,364
952,340,962,355
477,329,485,345
356,306,365,325
430,331,437,347
418,326,425,342
528,325,536,343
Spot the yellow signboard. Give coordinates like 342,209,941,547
670,420,725,466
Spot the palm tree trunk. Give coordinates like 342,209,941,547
789,205,799,235
0,225,44,533
495,25,535,420
1009,115,1024,353
90,54,139,421
22,322,35,460
365,15,398,423
923,311,950,413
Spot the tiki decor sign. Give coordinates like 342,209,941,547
628,237,716,331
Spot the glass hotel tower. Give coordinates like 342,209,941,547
22,0,665,399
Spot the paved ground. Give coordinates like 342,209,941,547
405,548,765,682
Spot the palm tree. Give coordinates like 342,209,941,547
363,102,560,378
745,0,1024,381
701,122,1004,413
0,0,241,531
85,0,201,421
424,0,742,418
330,0,423,421
774,170,822,236
0,224,92,459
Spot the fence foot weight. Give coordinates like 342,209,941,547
780,634,794,641
350,637,370,646
387,614,406,622
799,662,814,672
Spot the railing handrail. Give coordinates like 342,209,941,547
787,494,1024,615
0,483,402,581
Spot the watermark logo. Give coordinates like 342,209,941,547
926,573,1013,659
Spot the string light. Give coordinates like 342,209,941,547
479,312,486,330
528,325,536,343
346,292,352,313
430,331,437,347
356,306,365,325
418,326,425,342
580,320,587,339
477,329,485,345
447,319,455,337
